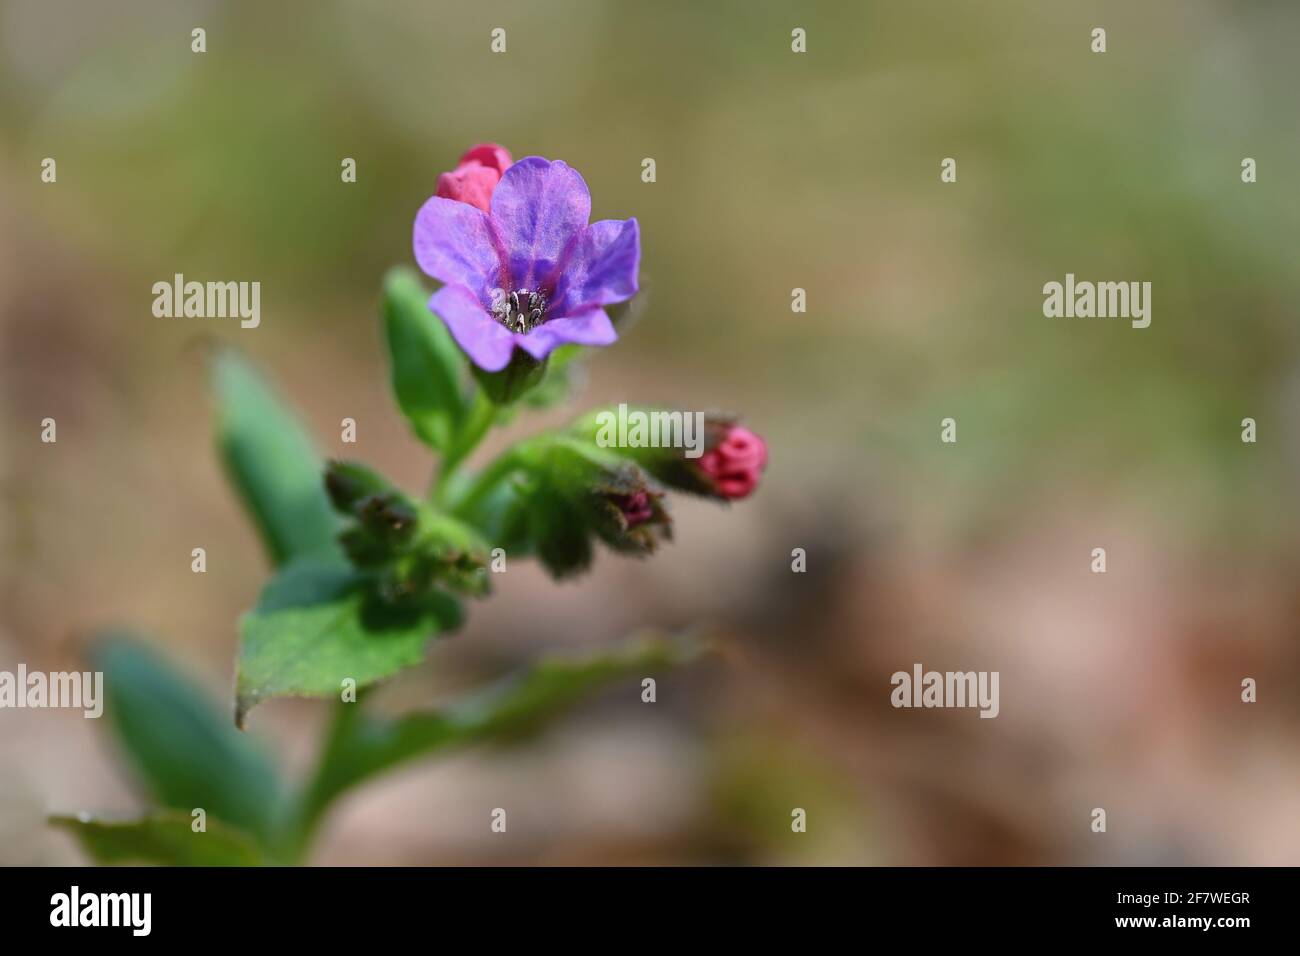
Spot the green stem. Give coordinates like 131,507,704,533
431,390,498,505
451,444,529,519
279,697,362,864
277,632,708,864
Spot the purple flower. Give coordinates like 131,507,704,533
413,156,641,372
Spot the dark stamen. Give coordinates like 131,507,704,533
492,288,548,333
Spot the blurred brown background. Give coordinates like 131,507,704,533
2,0,1299,864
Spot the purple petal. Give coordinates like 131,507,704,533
414,196,504,298
429,285,516,372
552,218,640,316
489,157,591,291
514,308,617,361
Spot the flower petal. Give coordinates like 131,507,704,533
429,285,516,372
458,143,512,174
489,157,591,291
413,196,504,296
552,218,640,315
513,308,617,361
543,308,619,346
435,165,501,213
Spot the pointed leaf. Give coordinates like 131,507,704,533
236,559,462,726
50,813,264,866
212,349,340,567
298,632,706,826
93,636,281,841
383,267,466,450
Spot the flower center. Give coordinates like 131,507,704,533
492,288,549,334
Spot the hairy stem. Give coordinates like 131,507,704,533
279,697,363,863
431,389,499,505
450,443,529,520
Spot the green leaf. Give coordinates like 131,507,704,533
294,631,707,836
211,349,341,567
50,812,265,866
93,637,281,842
383,266,466,451
236,559,463,726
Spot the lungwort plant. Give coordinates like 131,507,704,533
52,146,767,865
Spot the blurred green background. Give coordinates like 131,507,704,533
2,0,1299,864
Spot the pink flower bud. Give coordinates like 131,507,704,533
608,490,656,528
698,425,767,499
457,143,512,175
435,143,514,212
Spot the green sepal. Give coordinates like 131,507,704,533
510,436,672,578
326,460,490,597
471,348,549,405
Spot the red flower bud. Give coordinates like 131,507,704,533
435,143,514,212
608,490,656,527
697,425,767,499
